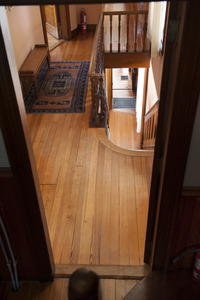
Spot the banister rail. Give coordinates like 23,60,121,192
89,9,150,129
142,100,159,149
89,13,109,129
89,13,104,77
103,10,149,53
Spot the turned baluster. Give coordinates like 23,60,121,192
91,78,96,122
102,15,104,53
95,78,100,127
143,12,148,51
118,14,121,52
126,14,129,52
110,15,112,52
135,14,138,52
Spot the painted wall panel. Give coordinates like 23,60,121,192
6,6,44,70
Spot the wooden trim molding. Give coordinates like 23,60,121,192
182,187,200,197
0,0,186,5
59,5,71,40
55,264,150,280
149,1,200,270
104,52,150,69
0,168,12,177
40,6,48,45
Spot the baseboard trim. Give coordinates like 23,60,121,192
71,27,79,39
0,168,12,177
182,187,200,196
71,24,96,39
55,264,150,279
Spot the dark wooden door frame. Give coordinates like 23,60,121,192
150,0,200,270
0,0,200,279
0,8,54,281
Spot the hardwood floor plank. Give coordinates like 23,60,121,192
69,140,91,264
59,166,83,264
27,114,43,144
109,109,141,150
41,114,70,185
78,129,99,264
127,156,140,265
109,151,120,265
41,185,57,224
99,147,112,265
134,157,149,264
52,126,82,263
37,114,60,183
119,154,131,265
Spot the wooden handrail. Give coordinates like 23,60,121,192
142,100,159,149
89,9,150,129
144,99,159,120
89,13,104,77
103,10,148,16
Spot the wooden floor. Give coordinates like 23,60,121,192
47,33,64,52
109,109,141,150
28,32,153,267
0,278,139,300
110,68,140,150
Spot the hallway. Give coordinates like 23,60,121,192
27,32,153,267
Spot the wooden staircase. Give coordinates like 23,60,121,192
142,100,159,150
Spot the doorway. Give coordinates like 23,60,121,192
44,5,64,51
0,0,198,282
41,5,70,51
109,67,141,150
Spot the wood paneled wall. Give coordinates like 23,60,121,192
0,170,37,279
170,188,200,269
0,170,54,281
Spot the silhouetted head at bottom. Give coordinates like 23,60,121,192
68,268,101,300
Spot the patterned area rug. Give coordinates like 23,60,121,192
24,61,90,113
113,97,136,109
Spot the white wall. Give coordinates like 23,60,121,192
6,6,44,70
76,4,102,24
0,130,10,168
183,96,200,187
146,56,164,113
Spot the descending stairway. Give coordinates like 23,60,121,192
124,270,200,300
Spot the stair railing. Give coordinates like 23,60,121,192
103,10,149,53
89,13,109,129
89,10,150,129
142,100,159,149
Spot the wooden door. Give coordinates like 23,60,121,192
44,5,59,39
